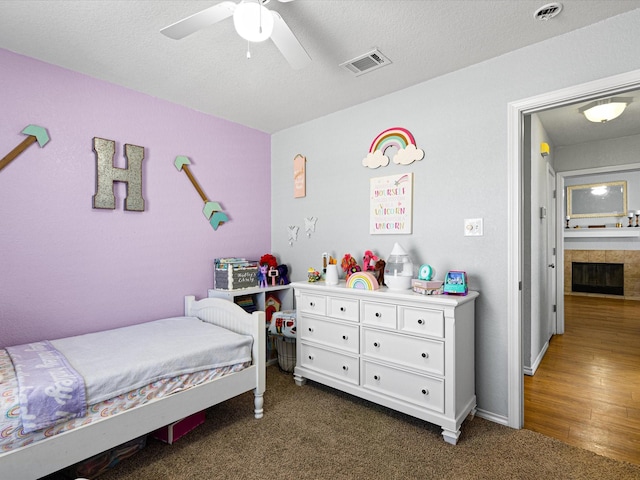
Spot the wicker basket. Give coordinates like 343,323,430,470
273,336,296,373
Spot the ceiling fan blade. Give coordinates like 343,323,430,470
269,11,311,70
161,1,236,40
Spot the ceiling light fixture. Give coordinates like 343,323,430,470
233,1,274,43
579,97,632,123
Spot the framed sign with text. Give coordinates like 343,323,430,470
369,173,413,234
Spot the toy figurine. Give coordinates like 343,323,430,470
258,264,269,288
268,267,279,286
374,259,386,286
277,264,290,285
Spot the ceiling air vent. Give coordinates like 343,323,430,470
340,49,391,77
534,2,563,21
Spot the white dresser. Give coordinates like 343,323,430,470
292,281,478,444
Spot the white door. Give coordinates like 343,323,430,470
546,164,557,337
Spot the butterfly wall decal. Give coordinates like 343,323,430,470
288,225,299,246
304,216,317,237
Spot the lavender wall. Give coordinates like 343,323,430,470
0,49,271,348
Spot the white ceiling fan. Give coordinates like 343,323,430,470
161,0,311,70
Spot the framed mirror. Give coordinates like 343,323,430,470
567,181,627,218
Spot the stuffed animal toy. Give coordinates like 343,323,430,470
363,250,379,271
341,254,361,280
374,259,386,286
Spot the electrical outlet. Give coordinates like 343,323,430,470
464,218,483,236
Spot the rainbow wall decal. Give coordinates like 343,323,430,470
346,271,380,290
362,127,425,169
369,127,415,154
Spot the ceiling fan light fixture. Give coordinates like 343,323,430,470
579,97,632,123
233,1,274,43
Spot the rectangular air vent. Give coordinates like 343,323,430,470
339,49,391,77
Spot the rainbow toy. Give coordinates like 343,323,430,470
346,271,380,290
362,127,425,169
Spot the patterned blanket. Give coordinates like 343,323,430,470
6,341,86,433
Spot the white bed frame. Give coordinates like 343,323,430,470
0,296,266,480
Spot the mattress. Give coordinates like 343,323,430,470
0,316,253,453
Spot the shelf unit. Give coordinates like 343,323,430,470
208,285,294,365
208,284,294,311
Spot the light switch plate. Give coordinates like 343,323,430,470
464,218,483,236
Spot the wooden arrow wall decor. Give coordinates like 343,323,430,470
174,156,228,230
0,125,50,173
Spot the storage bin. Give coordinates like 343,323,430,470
274,336,296,373
152,410,205,445
64,435,146,479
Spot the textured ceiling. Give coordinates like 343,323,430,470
1,0,640,135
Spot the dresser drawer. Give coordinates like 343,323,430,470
399,306,444,338
328,296,359,322
299,343,359,385
362,360,444,413
361,301,397,329
299,316,359,353
298,293,327,316
361,328,444,376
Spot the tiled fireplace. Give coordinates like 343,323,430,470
564,250,640,301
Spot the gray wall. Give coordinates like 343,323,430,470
271,10,640,421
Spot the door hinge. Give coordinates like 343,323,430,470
553,190,556,199
553,247,556,256
519,281,522,291
553,304,556,313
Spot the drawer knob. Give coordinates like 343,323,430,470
342,365,349,371
342,335,348,340
374,375,380,381
340,306,346,312
418,319,424,325
421,352,429,359
308,327,314,332
375,312,382,318
310,302,315,307
421,389,430,395
373,341,380,348
308,355,314,360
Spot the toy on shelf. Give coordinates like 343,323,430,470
418,264,435,281
341,254,361,280
258,264,269,288
277,264,290,285
346,271,379,290
373,259,386,286
362,250,379,272
443,271,468,295
268,267,279,286
307,268,322,282
260,254,278,269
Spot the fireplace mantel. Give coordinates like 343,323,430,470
564,228,640,238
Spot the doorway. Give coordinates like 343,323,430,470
507,68,640,429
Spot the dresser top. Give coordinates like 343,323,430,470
291,281,478,306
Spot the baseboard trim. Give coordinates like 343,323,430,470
475,408,509,427
523,340,549,376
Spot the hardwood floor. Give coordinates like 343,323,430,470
524,295,640,465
